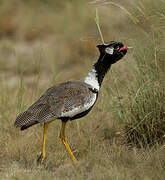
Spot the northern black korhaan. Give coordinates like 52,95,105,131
14,41,129,164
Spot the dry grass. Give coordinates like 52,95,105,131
0,0,165,179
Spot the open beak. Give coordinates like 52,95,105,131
118,46,129,52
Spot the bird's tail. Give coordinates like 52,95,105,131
14,111,39,131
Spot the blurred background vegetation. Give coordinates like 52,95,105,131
0,0,165,179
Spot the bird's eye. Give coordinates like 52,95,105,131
105,47,114,54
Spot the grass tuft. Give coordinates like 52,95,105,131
124,85,165,148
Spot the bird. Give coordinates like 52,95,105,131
14,41,128,165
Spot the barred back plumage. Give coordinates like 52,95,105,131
14,80,97,130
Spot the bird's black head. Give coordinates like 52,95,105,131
97,41,128,64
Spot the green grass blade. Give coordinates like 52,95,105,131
95,8,105,44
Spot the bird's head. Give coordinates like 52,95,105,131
97,41,128,64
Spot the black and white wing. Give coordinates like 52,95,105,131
14,80,97,130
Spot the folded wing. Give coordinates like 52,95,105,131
14,80,97,130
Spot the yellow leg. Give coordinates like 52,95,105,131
37,122,50,164
60,121,78,164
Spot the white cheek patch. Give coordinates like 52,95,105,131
105,47,114,54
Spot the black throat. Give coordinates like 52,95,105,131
93,54,112,87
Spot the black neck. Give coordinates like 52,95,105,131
94,54,112,87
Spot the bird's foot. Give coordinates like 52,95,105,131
37,153,45,165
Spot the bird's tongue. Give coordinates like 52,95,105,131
119,46,128,52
